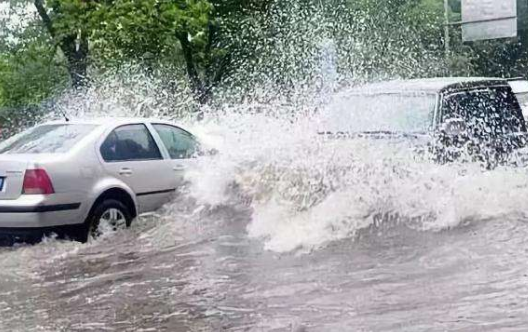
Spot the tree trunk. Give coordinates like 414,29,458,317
176,32,209,104
177,30,231,106
34,0,89,88
61,34,89,88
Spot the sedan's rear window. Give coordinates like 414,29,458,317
0,124,98,154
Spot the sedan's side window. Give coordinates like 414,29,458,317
101,124,162,162
152,124,197,159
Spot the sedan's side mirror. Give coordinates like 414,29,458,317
196,146,219,156
441,118,467,136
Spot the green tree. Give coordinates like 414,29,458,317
34,0,90,87
0,41,69,136
0,1,69,134
32,0,272,104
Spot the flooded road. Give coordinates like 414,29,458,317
4,0,528,329
3,111,528,332
2,201,528,331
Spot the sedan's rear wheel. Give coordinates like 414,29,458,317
76,199,132,242
93,207,128,237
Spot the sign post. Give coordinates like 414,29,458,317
444,0,451,56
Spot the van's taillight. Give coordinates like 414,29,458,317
23,169,55,195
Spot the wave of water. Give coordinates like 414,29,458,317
180,100,528,253
34,69,528,254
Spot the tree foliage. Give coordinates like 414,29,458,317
3,0,528,126
30,0,271,103
0,42,69,136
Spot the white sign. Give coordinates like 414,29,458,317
462,0,517,41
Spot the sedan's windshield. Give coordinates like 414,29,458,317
0,124,98,154
321,92,437,133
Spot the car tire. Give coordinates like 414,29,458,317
74,199,132,243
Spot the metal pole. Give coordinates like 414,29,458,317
444,0,451,57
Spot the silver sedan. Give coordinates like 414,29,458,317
0,118,200,244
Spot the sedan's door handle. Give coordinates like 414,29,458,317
173,165,185,171
119,168,133,175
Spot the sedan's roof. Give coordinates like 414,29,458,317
43,117,185,128
348,77,509,95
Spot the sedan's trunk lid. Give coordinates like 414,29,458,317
0,155,30,200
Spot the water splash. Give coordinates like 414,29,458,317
180,95,528,253
48,64,197,121
31,1,527,254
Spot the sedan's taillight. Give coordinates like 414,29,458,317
23,169,55,195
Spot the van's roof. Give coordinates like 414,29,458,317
509,79,528,94
348,77,509,95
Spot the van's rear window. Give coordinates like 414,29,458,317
442,87,526,135
0,124,98,154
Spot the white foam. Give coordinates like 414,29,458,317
180,100,528,253
43,67,528,254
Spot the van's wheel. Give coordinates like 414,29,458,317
76,199,132,243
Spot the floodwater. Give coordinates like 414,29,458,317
2,201,528,331
3,104,528,331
